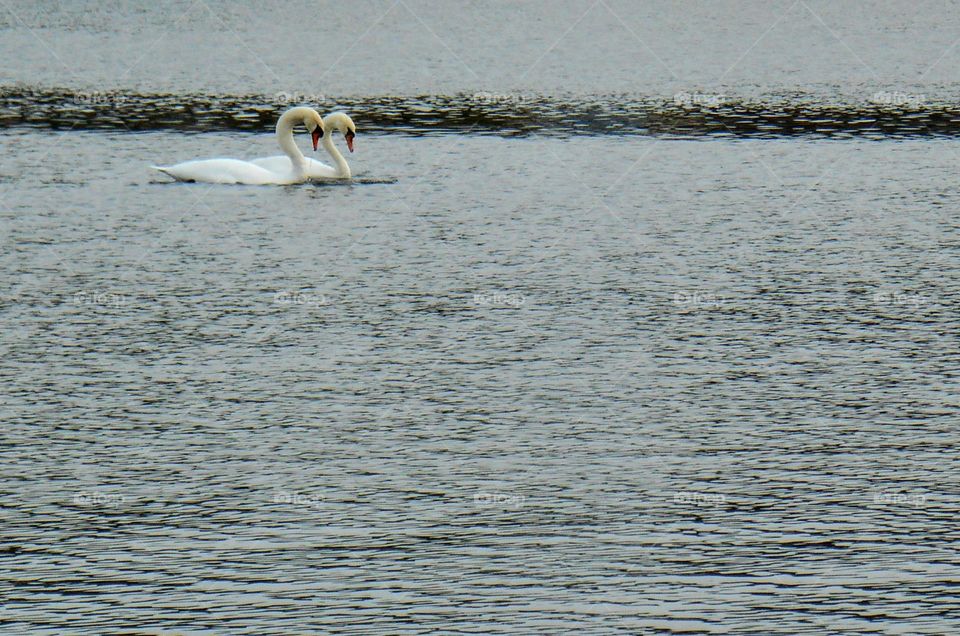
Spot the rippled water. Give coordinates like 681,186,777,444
6,87,960,138
3,1,960,634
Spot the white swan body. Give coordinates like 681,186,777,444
153,107,325,185
250,112,356,179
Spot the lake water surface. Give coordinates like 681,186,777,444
2,1,959,634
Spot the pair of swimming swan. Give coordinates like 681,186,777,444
153,107,356,185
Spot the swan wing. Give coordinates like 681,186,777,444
153,159,293,185
250,156,339,179
249,156,293,173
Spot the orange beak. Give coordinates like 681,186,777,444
311,127,323,151
345,131,355,153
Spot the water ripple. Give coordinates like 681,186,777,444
3,86,960,138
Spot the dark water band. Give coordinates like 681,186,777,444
2,87,959,138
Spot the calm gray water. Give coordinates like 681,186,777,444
2,2,960,634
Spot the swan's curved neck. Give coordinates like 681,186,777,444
276,109,307,170
322,118,351,178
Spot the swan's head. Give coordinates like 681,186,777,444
324,112,357,153
303,111,325,151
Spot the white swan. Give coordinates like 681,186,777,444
251,112,356,179
152,106,326,185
